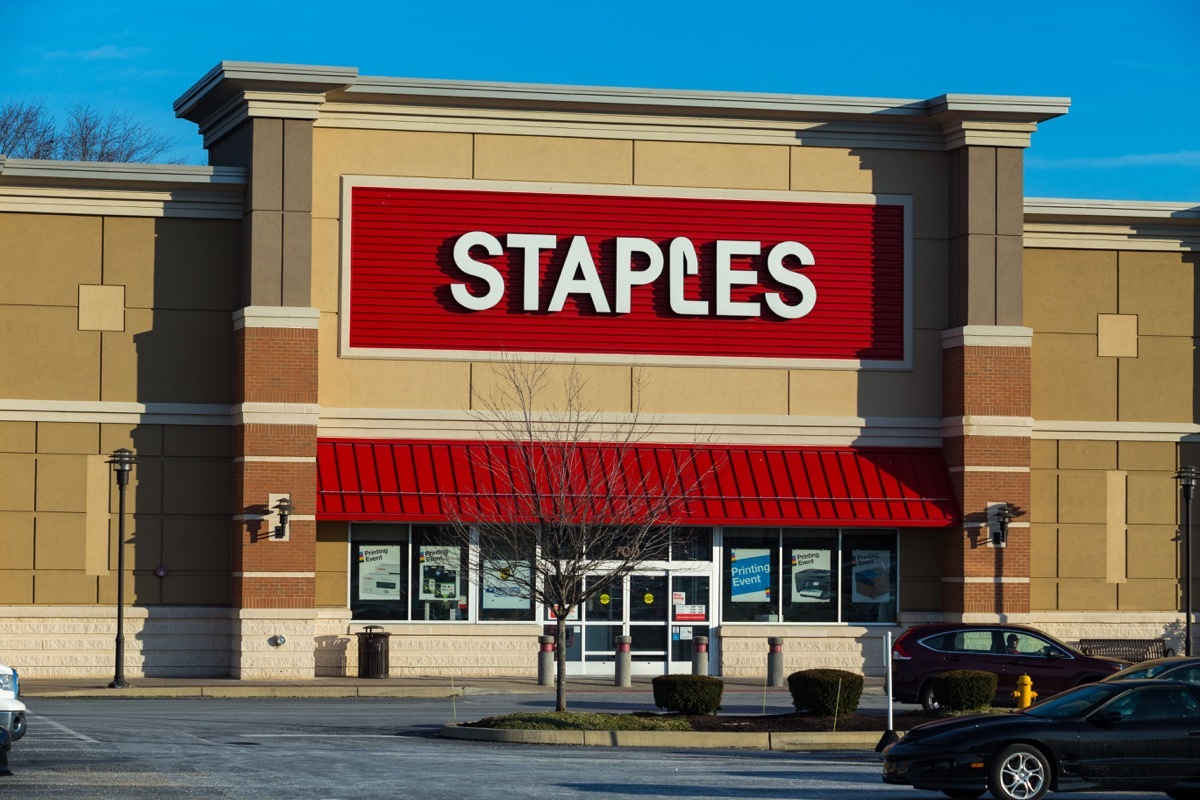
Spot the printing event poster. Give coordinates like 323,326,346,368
851,549,892,603
418,545,462,601
790,549,832,603
481,560,531,610
358,545,402,600
730,548,771,602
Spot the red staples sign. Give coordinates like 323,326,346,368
343,180,908,365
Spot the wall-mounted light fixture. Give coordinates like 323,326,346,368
993,504,1016,547
273,496,292,539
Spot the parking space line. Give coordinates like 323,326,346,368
30,713,99,743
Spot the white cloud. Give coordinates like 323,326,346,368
43,45,151,61
1027,151,1200,170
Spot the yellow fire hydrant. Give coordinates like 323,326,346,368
1012,674,1038,709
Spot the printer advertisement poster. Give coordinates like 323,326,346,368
358,545,402,600
481,560,531,610
418,545,461,601
851,549,891,603
730,548,771,602
790,549,831,603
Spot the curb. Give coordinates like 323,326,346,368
439,723,892,751
22,686,466,699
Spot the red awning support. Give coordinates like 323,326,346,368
317,439,959,528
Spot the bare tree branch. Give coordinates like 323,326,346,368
0,98,183,163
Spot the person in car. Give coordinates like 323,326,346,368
1006,634,1021,655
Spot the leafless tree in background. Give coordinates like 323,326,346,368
448,356,712,712
0,98,181,163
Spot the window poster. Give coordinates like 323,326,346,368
358,545,402,600
790,549,832,603
851,549,892,603
730,548,771,602
418,545,461,601
481,560,531,610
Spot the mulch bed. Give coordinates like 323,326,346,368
685,711,934,733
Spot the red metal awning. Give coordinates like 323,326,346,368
316,438,959,528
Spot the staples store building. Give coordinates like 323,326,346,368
1,62,1196,679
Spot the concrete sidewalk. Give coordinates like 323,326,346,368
20,674,886,699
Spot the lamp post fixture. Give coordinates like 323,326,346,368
107,448,137,689
993,504,1016,547
1176,465,1198,658
273,495,292,539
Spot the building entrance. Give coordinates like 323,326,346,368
549,571,713,676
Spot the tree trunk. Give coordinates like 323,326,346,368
555,613,568,712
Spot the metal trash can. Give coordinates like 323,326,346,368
356,625,390,678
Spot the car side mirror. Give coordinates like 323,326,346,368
1047,650,1065,659
1089,710,1123,725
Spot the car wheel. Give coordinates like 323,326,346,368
919,682,942,713
942,790,985,799
9,712,24,741
989,743,1049,800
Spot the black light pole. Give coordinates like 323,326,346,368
1176,465,1198,658
108,448,137,689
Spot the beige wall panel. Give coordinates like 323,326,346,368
98,569,158,605
1119,250,1194,336
898,579,940,610
38,422,100,455
316,529,348,574
0,306,100,401
162,518,231,571
0,454,35,512
34,570,97,604
0,512,33,569
1106,470,1127,583
100,424,163,458
312,217,340,312
1126,524,1176,579
1031,334,1116,421
1096,314,1138,358
147,219,241,311
104,309,233,404
1058,472,1108,525
850,148,950,240
1029,578,1058,610
475,135,633,185
1057,579,1117,611
899,530,940,577
1127,472,1177,525
1119,441,1176,472
36,454,88,512
118,515,161,571
0,213,101,305
85,454,109,575
35,512,86,570
789,370,857,416
912,238,950,330
471,362,632,414
78,284,126,332
634,141,788,190
1119,336,1194,422
163,460,231,517
1030,440,1057,469
163,426,233,459
640,366,787,415
1057,524,1106,577
0,572,33,603
0,422,35,454
1058,440,1116,471
1118,579,1177,611
160,572,230,605
312,129,474,219
857,331,945,417
317,572,349,607
120,455,163,515
1030,471,1057,524
1024,249,1116,334
789,147,872,193
1029,524,1058,578
102,217,155,308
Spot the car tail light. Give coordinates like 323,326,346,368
893,632,914,661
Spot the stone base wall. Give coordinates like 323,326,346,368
230,609,316,679
717,625,902,678
0,606,230,678
320,618,544,677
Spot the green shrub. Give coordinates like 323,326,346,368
651,675,724,715
930,670,997,711
787,669,863,715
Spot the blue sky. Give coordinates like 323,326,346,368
3,0,1198,202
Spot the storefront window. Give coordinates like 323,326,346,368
479,544,535,622
672,527,712,561
722,527,898,624
412,526,470,621
350,524,408,621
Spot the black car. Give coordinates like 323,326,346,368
1103,656,1200,685
883,679,1200,800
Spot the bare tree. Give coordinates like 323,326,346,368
0,98,182,163
449,357,712,712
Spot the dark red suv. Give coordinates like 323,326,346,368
892,622,1128,711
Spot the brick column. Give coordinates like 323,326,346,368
231,307,320,678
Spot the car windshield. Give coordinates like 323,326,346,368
1114,661,1174,680
1022,683,1126,719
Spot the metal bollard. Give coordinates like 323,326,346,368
767,636,784,687
615,635,632,687
538,635,555,687
692,636,709,676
